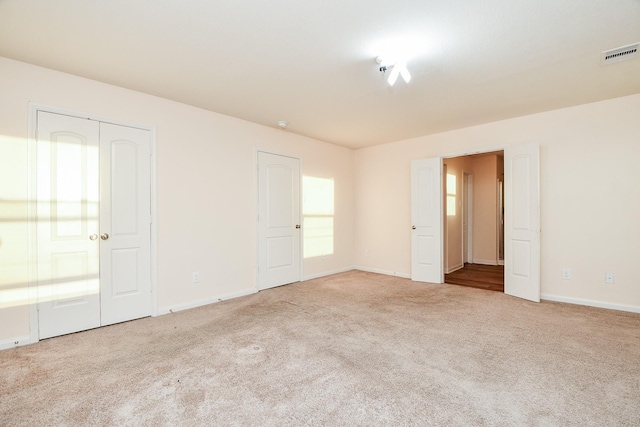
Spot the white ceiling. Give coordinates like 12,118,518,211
1,0,639,149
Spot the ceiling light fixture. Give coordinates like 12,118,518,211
376,56,411,86
277,120,288,129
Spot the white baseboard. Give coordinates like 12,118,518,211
157,288,257,316
303,267,355,281
159,267,359,315
0,335,33,351
354,266,411,279
498,260,505,266
541,293,640,314
472,259,498,266
445,264,464,274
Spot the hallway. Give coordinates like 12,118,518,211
445,263,504,292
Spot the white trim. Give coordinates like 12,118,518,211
445,264,464,274
28,103,154,130
150,126,159,317
498,260,505,266
27,102,159,342
472,259,499,266
441,145,507,160
157,288,257,316
355,266,411,279
443,163,448,273
541,294,640,314
496,177,501,263
0,335,34,351
302,267,355,281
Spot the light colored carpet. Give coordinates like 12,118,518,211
1,270,639,426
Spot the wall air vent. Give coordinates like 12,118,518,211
601,43,638,65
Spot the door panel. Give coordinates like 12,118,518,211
99,123,152,326
411,158,443,283
504,142,540,302
36,112,101,339
258,152,301,290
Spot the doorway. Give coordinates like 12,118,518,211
444,152,504,291
411,142,540,302
30,107,156,340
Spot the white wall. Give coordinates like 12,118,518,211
354,93,640,310
0,57,355,345
2,56,639,347
471,154,498,264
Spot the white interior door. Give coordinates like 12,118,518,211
258,152,301,290
504,142,540,302
36,112,101,339
36,111,153,339
99,123,152,326
411,158,443,283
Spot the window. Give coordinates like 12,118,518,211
303,176,334,258
447,173,456,216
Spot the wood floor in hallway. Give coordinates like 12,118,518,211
445,263,504,292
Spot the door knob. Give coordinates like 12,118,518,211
412,226,416,230
295,225,301,229
89,234,98,240
100,233,110,240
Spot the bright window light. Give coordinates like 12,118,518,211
447,173,456,216
303,176,334,259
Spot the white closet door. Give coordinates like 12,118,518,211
99,123,152,325
258,152,301,290
36,112,101,339
36,111,153,338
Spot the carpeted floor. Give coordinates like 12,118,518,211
1,270,639,426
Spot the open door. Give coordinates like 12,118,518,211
504,142,540,302
411,158,443,283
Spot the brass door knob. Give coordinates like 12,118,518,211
89,234,98,240
100,233,110,240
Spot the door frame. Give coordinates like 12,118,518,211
440,146,505,281
443,146,504,268
26,103,158,344
438,144,540,300
463,171,473,264
255,149,303,291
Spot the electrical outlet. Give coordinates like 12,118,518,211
605,272,614,284
192,272,200,283
562,269,571,280
365,249,370,257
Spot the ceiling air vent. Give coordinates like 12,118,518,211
601,43,638,65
